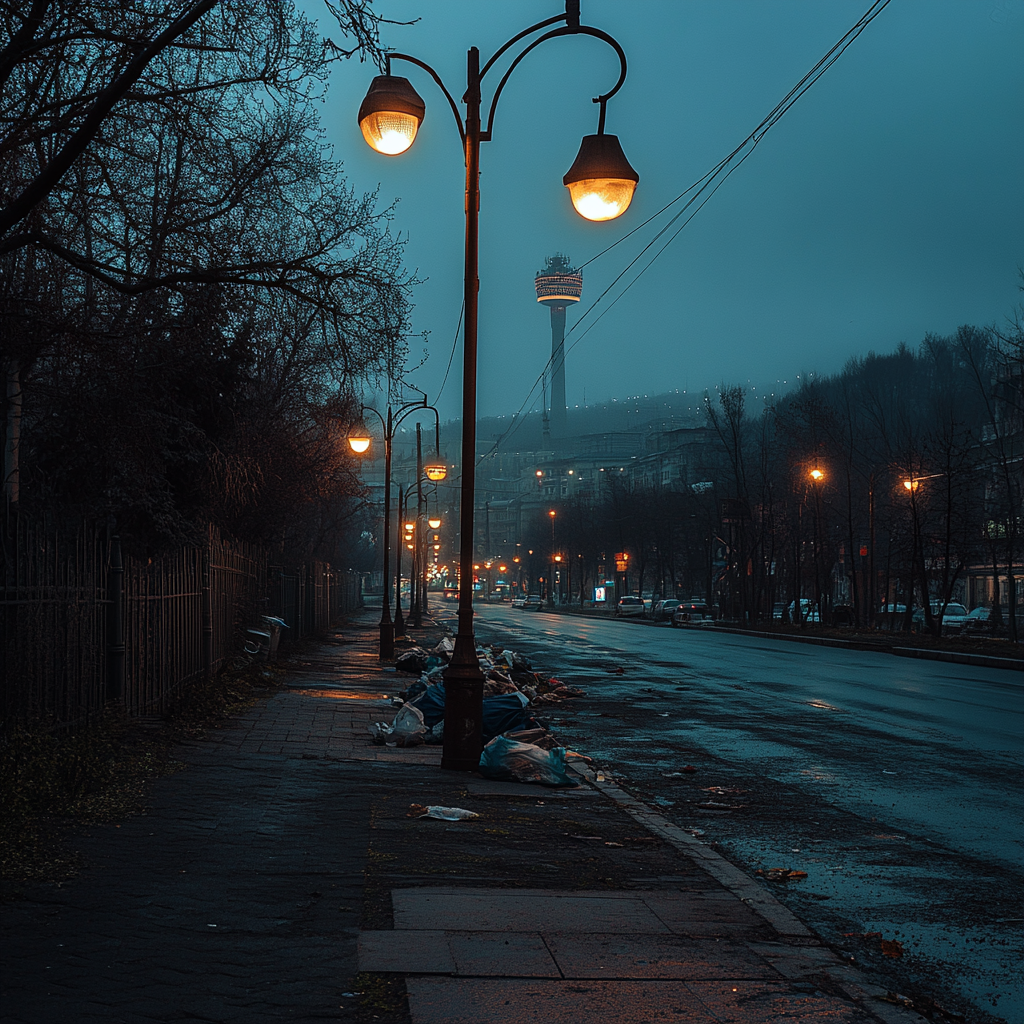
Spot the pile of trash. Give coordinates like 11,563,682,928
368,635,588,786
393,641,584,701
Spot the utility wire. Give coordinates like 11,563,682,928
477,0,891,464
434,300,464,406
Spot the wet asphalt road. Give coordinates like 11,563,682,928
465,605,1024,1024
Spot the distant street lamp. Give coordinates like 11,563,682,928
808,466,826,623
548,510,558,607
357,0,637,771
347,394,440,659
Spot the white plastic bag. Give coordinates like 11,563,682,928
409,804,479,821
391,703,427,747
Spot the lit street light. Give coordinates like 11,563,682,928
346,394,439,660
357,0,637,771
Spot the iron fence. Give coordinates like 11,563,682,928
1,509,362,732
0,512,107,728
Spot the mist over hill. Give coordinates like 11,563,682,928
439,387,776,454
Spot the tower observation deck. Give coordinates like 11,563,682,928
535,254,582,439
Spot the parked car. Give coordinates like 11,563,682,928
911,602,969,634
672,602,713,627
962,605,1006,636
651,599,681,622
615,596,645,617
510,595,526,608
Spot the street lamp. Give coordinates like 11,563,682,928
347,426,371,454
358,1,637,771
346,393,440,660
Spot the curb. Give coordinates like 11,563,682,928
570,761,930,1024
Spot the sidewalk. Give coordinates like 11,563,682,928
2,609,928,1024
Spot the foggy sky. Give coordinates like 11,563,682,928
313,0,1024,423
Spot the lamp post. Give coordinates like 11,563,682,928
548,510,557,607
358,0,638,771
425,510,443,615
395,484,411,638
901,471,944,634
809,467,825,624
348,396,442,659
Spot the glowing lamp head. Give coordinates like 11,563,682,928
357,75,425,156
903,479,919,491
563,134,639,221
428,516,441,529
810,468,824,482
404,522,415,532
347,432,371,454
424,462,447,481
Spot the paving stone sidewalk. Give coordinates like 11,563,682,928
2,609,926,1024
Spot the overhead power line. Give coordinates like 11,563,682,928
477,0,892,463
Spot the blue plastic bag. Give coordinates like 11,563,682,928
478,735,574,787
408,684,534,741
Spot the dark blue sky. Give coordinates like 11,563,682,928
314,1,1024,422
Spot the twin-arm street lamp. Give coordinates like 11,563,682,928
347,395,443,660
357,0,638,771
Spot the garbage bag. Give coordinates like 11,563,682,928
394,647,429,674
478,735,574,787
511,651,533,672
408,684,535,741
403,679,428,701
367,722,391,745
391,703,426,747
407,682,446,728
481,691,533,740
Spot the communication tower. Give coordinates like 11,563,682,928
534,254,582,439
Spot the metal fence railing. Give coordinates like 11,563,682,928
1,508,363,733
0,513,108,728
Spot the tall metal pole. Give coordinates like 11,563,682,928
867,471,875,630
379,406,395,659
394,484,406,637
442,46,485,772
411,423,424,627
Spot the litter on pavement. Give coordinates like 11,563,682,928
479,734,574,787
407,804,479,821
373,635,592,781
